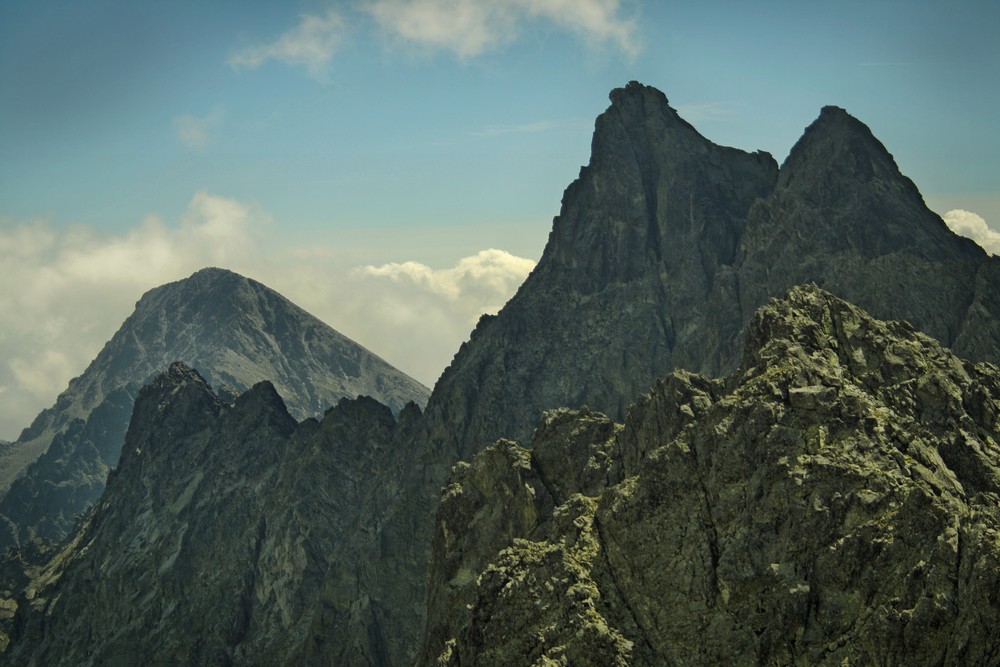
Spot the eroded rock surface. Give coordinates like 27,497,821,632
10,82,1000,665
8,362,424,665
423,285,1000,666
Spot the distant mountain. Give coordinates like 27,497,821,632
420,285,1000,665
8,83,1000,665
0,267,429,554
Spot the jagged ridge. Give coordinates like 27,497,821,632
422,285,1000,665
9,362,424,665
9,82,1000,665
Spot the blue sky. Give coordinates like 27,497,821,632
1,0,998,439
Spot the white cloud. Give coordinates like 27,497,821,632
943,209,1000,255
0,192,263,440
359,249,535,312
228,9,345,81
0,197,536,440
366,0,639,58
173,109,224,151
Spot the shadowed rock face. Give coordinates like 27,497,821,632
424,83,997,467
9,362,424,665
379,82,1000,663
422,285,1000,666
423,82,780,462
9,82,1000,665
0,267,429,554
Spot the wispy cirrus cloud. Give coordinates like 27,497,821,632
173,109,224,151
470,117,592,138
228,9,345,82
675,102,739,123
366,0,639,58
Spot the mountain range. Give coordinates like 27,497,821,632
0,268,429,558
6,81,1000,665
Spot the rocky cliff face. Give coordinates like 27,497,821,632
424,83,779,460
9,362,424,665
0,267,429,554
425,83,997,465
422,285,1000,665
8,82,1000,665
737,106,991,357
376,81,1000,663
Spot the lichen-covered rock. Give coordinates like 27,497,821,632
423,286,1000,665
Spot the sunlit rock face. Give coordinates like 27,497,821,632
422,286,1000,666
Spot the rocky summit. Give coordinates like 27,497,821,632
423,83,998,467
0,267,429,556
6,82,1000,665
422,285,1000,665
10,362,424,665
371,81,1000,662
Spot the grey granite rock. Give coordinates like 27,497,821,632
422,286,1000,666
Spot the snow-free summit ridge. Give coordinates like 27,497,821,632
7,82,1000,665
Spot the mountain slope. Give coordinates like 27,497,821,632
737,105,990,355
422,82,779,460
9,363,423,665
422,285,1000,665
0,267,429,553
422,83,997,465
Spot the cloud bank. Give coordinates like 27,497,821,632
0,195,535,440
228,9,345,81
943,209,1000,256
367,0,639,58
360,249,534,308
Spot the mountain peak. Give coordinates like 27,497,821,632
607,80,673,116
0,266,429,554
777,104,911,197
186,266,238,280
597,81,695,152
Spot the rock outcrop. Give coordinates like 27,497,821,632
422,285,1000,665
0,267,429,554
8,362,424,665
